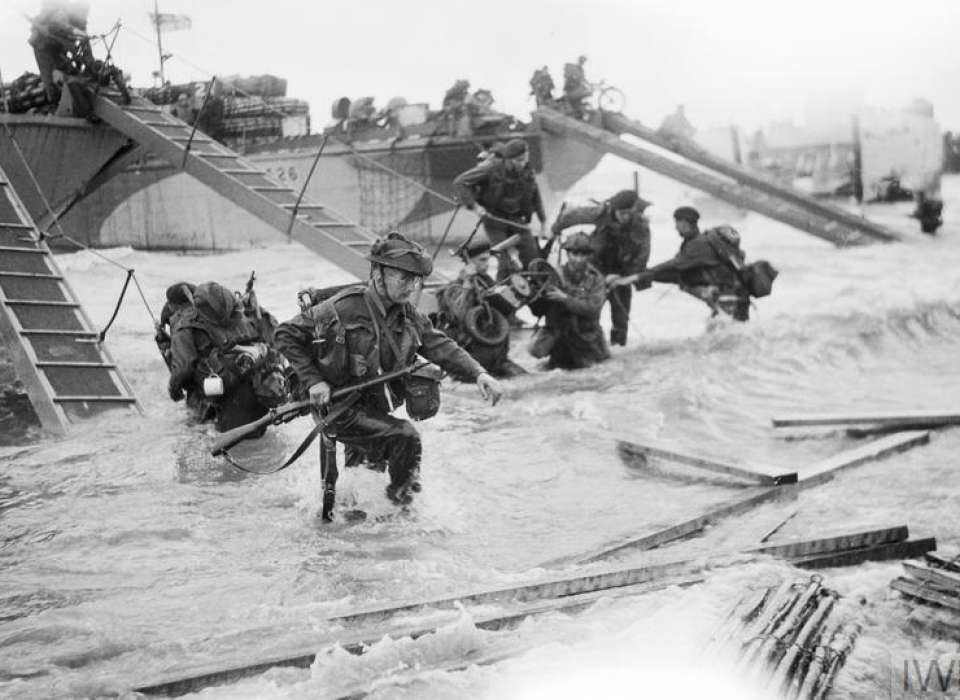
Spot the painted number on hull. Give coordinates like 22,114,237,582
267,166,299,183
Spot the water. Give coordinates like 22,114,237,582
2,167,960,699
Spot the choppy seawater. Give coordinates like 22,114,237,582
2,167,960,699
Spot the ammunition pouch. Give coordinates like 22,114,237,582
403,363,443,421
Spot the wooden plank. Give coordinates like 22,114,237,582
925,552,960,573
617,440,797,486
330,557,701,626
132,575,703,696
772,410,960,429
797,431,930,486
891,577,960,613
748,525,908,559
902,562,960,594
792,538,936,569
572,486,794,565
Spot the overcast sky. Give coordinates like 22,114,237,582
2,0,959,133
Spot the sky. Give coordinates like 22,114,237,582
2,0,960,133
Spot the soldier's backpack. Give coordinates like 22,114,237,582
741,260,778,298
703,227,778,299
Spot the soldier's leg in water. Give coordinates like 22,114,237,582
608,285,632,346
327,405,422,504
515,230,541,270
319,434,338,521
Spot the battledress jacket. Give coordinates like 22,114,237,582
646,231,742,291
168,310,262,394
552,203,651,278
274,285,485,412
452,159,546,223
544,262,609,365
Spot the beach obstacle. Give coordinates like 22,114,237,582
708,574,858,699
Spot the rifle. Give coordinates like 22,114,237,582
210,361,426,456
242,270,261,319
540,202,566,259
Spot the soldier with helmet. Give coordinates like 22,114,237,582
528,232,609,370
551,189,652,346
274,232,503,506
453,137,546,282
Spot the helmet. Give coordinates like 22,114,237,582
672,206,700,224
367,232,433,276
608,189,640,211
561,232,594,253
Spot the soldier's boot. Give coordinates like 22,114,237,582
610,328,627,347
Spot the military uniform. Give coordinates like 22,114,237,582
530,235,609,370
275,284,485,494
552,190,652,345
647,227,750,321
453,140,546,279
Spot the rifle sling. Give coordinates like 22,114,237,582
224,392,360,475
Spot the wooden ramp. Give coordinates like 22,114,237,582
91,96,380,280
601,112,902,245
0,162,140,434
533,107,901,247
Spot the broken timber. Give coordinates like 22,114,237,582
617,439,797,486
796,430,929,486
569,432,930,565
133,572,704,696
772,410,960,430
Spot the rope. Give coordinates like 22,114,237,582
0,75,159,332
97,268,133,342
287,134,328,239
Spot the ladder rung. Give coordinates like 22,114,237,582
0,271,62,280
37,361,116,369
0,245,46,254
252,186,294,193
143,120,180,126
52,395,137,403
124,105,163,113
313,222,356,229
344,241,372,246
200,153,240,160
4,299,79,307
172,136,214,144
20,329,96,337
283,203,324,210
0,223,33,230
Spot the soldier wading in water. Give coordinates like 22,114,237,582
275,232,503,506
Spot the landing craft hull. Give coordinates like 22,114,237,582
0,116,605,251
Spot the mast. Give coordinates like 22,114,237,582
154,0,165,85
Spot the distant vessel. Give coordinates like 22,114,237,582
0,75,605,250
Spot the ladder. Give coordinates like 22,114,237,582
91,96,377,279
534,108,901,246
601,111,901,244
0,162,141,435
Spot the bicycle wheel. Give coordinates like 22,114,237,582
598,87,626,113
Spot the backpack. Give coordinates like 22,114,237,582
703,228,778,299
741,260,778,298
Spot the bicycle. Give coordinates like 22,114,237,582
588,80,626,113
